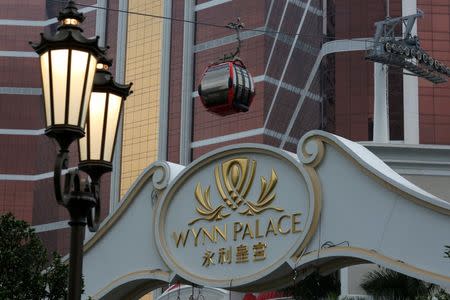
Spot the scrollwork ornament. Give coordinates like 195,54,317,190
151,162,171,191
151,189,159,206
53,149,99,231
87,179,101,232
54,150,69,205
298,135,325,168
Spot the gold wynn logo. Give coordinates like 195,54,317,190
189,158,283,225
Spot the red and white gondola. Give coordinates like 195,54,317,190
198,59,255,116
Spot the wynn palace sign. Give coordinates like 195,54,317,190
82,132,450,297
155,145,321,288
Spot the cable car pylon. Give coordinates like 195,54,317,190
198,18,256,116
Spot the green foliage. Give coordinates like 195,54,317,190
361,267,450,300
433,289,450,300
282,271,340,300
45,253,68,300
0,213,68,299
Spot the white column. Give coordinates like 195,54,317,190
95,0,107,47
158,0,172,161
403,0,419,144
109,0,129,210
179,0,195,165
373,63,390,143
322,0,327,35
340,267,349,297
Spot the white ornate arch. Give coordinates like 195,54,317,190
83,131,450,298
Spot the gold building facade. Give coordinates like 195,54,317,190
120,0,163,197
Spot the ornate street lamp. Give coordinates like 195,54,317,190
78,58,132,231
30,1,131,299
79,58,132,182
31,0,104,150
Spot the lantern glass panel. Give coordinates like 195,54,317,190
80,55,97,128
79,123,88,161
40,51,51,127
63,18,79,26
103,94,122,162
50,49,69,124
68,50,89,126
89,92,107,160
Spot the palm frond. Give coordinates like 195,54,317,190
361,267,436,299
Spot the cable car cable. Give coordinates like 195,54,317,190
48,0,379,44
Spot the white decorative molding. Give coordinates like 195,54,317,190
0,87,42,95
190,127,300,148
195,0,231,11
0,51,38,58
32,220,70,233
0,128,44,135
0,6,97,27
362,142,450,176
194,27,265,53
83,162,184,299
290,0,323,16
191,128,265,148
0,168,74,181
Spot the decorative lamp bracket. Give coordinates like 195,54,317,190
54,149,100,231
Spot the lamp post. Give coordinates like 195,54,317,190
30,1,131,299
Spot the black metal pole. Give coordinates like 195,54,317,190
68,221,85,300
53,156,97,300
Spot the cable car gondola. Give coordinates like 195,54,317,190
198,59,255,116
197,18,256,116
